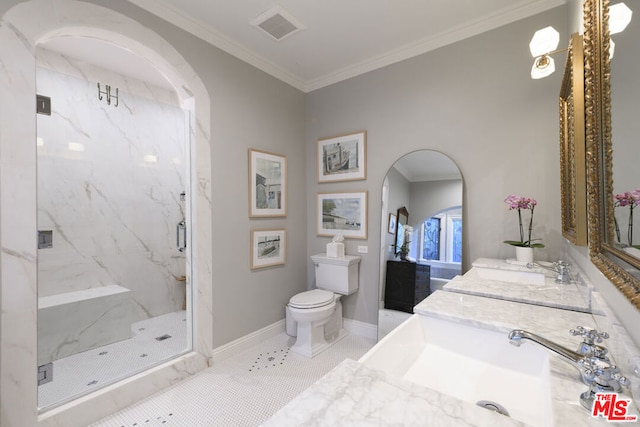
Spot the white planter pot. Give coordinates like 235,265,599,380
515,246,534,263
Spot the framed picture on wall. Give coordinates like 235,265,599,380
249,149,287,217
250,228,286,269
317,191,368,239
388,213,397,234
317,131,366,183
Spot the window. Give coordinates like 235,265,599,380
419,207,462,264
422,217,441,260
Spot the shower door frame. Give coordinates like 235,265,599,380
34,62,195,409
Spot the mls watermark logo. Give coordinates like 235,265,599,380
591,393,638,422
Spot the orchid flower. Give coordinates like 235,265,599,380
503,195,544,248
613,189,640,247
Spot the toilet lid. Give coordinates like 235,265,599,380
289,289,334,308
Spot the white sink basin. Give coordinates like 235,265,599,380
474,265,547,285
360,314,553,426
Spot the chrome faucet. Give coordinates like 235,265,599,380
508,329,586,370
527,260,573,284
508,328,630,410
554,261,572,284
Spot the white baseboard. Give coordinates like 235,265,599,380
210,319,286,364
344,318,377,340
210,317,377,364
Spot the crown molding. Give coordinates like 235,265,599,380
127,0,566,93
127,0,307,91
304,0,566,92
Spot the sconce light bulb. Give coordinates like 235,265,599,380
610,3,632,35
531,55,555,79
610,39,616,60
529,26,560,57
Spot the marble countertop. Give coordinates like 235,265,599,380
443,267,593,313
413,290,595,351
262,358,524,427
264,291,639,426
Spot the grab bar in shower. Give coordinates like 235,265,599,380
176,220,187,252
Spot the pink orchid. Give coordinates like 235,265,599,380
504,195,544,248
613,189,640,246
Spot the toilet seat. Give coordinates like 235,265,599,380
289,289,334,309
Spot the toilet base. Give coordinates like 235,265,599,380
290,328,348,358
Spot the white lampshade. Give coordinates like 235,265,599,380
529,26,560,57
531,55,555,79
610,39,616,59
610,3,632,35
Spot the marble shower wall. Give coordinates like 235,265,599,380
36,49,187,322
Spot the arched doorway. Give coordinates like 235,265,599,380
0,1,212,424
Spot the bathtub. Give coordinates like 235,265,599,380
38,285,132,366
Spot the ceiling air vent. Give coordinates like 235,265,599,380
250,6,305,41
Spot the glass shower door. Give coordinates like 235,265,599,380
35,48,191,410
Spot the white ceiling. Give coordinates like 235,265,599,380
125,0,566,92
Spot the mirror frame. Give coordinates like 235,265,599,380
584,0,640,309
395,207,409,254
559,33,587,246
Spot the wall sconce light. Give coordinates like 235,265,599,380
529,4,631,79
610,2,632,34
609,3,632,60
529,26,563,79
610,39,616,59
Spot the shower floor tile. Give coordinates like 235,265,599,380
38,311,188,410
90,332,375,427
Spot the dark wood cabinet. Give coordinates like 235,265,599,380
384,260,431,313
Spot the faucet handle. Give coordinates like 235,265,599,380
571,326,610,360
580,364,631,410
570,326,609,344
553,261,572,284
584,363,630,392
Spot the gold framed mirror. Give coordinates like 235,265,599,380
584,0,640,309
395,206,409,254
559,33,587,246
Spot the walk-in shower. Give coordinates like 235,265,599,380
35,39,192,410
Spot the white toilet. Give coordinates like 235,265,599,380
286,253,361,358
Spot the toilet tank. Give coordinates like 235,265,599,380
311,254,361,295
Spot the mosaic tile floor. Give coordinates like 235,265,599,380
38,311,188,410
91,332,376,427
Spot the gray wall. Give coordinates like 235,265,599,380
306,6,568,326
409,179,463,228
